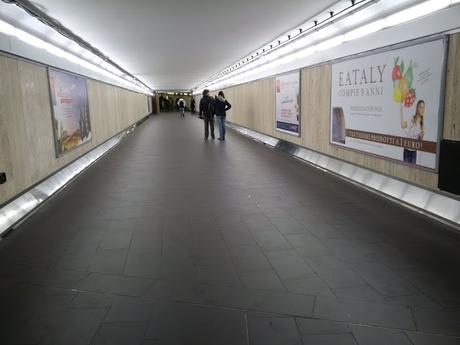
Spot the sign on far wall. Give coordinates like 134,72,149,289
276,71,300,136
48,68,92,157
330,38,446,170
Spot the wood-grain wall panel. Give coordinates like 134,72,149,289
0,56,149,204
444,33,460,140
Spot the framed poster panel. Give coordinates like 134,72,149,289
330,38,446,170
48,68,92,157
276,71,301,136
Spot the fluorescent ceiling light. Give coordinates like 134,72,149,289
0,19,151,94
343,19,385,41
314,35,345,51
200,0,460,92
385,0,451,26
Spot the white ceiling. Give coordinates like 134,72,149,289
29,0,337,90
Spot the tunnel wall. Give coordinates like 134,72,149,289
0,54,149,205
221,33,460,191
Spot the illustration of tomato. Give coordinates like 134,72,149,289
392,65,402,81
404,89,416,107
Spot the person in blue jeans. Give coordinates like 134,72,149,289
214,91,232,141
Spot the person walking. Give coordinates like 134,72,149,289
190,98,196,114
214,91,231,141
199,89,215,140
177,97,186,117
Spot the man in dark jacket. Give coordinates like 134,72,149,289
199,89,215,140
214,91,231,140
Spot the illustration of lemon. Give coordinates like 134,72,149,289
399,77,409,100
393,83,402,103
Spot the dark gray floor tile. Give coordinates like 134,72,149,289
296,318,350,335
250,229,293,251
383,294,439,308
321,238,380,263
284,277,335,297
99,231,133,250
263,208,291,218
107,219,136,232
105,296,154,323
305,256,366,288
412,307,460,336
124,253,198,282
89,249,128,275
239,270,286,291
243,214,277,232
406,332,460,345
145,302,247,345
270,217,309,234
197,265,241,287
285,233,330,257
71,292,114,309
57,248,95,271
130,231,163,254
3,265,88,289
40,308,106,345
74,273,152,296
123,253,162,278
350,262,418,297
221,227,256,246
91,323,146,345
303,220,345,239
302,334,358,345
331,285,385,303
230,245,273,273
145,280,315,317
349,324,412,345
314,296,415,330
248,316,302,345
265,250,315,280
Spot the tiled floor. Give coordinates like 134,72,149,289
1,113,460,345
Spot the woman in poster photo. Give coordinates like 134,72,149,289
400,100,425,164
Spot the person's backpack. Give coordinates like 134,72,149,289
179,100,185,108
206,98,215,115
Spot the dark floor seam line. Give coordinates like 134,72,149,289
294,316,307,345
88,304,111,345
244,311,250,345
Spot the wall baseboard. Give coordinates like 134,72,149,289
227,122,460,230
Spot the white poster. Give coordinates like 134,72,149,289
276,72,300,136
330,39,445,170
48,68,92,156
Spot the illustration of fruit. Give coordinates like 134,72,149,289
392,65,402,81
404,88,416,107
399,77,409,100
393,82,402,103
405,62,414,86
392,57,416,107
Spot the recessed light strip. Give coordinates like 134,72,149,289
195,0,459,94
0,19,152,95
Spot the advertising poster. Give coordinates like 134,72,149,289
48,68,92,156
276,72,300,136
330,39,445,170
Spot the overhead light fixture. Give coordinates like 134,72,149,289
343,19,385,41
385,0,451,27
0,19,152,95
197,0,459,92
